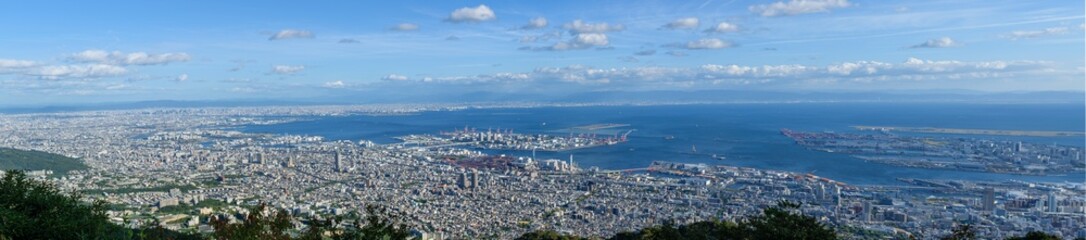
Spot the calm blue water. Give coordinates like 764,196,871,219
242,103,1086,185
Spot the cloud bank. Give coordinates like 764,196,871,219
381,58,1053,90
68,50,190,65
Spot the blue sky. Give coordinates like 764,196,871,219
0,0,1083,105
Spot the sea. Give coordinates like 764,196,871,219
241,103,1086,186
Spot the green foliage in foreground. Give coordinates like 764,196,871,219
941,224,1074,240
0,147,88,176
0,170,199,240
1006,231,1064,240
519,202,1075,240
517,201,834,240
207,204,415,240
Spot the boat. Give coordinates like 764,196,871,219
664,136,675,140
711,154,726,160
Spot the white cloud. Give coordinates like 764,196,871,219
701,64,818,77
563,20,625,34
1005,27,1069,40
69,50,190,65
401,72,532,84
825,61,892,75
749,0,851,17
705,22,739,33
323,80,346,88
391,23,419,31
550,33,610,51
536,21,625,51
268,29,314,40
32,64,127,79
573,33,609,46
910,37,958,48
382,74,409,81
447,5,496,23
0,59,38,69
662,17,699,30
900,57,1011,72
522,17,548,29
685,38,732,49
271,65,305,75
176,73,189,82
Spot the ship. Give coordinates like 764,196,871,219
711,154,726,160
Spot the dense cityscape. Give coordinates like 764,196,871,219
0,104,1083,239
1,0,1084,239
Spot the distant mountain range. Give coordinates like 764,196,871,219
2,90,1081,114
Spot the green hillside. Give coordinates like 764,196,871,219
0,147,87,176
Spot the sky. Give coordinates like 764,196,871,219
0,0,1083,106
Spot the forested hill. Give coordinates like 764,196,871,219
0,147,87,176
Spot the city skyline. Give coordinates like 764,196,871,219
0,0,1083,106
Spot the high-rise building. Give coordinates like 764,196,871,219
833,185,842,216
1047,192,1058,213
471,169,480,190
982,188,996,211
334,151,344,172
818,183,826,202
458,172,471,190
249,153,263,164
286,155,295,168
863,202,873,222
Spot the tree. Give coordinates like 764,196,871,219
0,170,118,239
209,203,294,240
515,230,587,240
326,205,416,240
739,201,837,240
940,224,976,240
609,220,741,240
209,204,416,240
0,170,198,240
1006,231,1062,240
549,201,834,240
